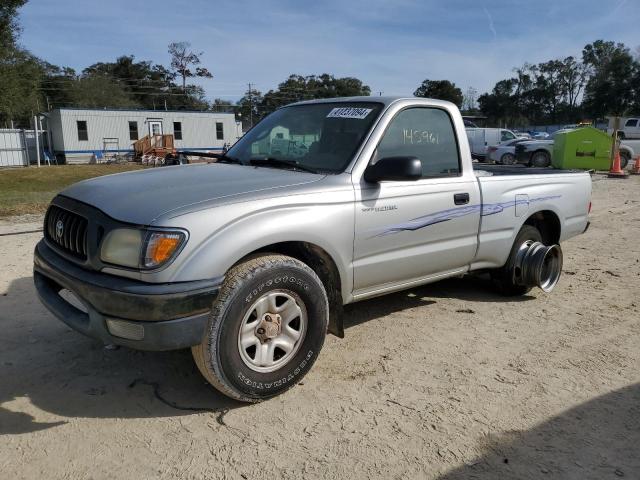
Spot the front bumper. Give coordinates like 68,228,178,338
33,240,222,351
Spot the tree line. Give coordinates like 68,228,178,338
1,0,639,129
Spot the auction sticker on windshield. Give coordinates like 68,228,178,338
327,107,373,119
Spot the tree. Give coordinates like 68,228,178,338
0,0,26,56
82,55,209,110
211,98,234,113
238,87,263,128
413,79,463,107
68,76,139,109
258,74,370,119
582,40,637,117
462,86,478,113
168,42,212,92
477,79,519,124
0,49,44,126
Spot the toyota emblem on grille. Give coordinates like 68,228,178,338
55,219,64,239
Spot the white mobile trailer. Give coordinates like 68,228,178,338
465,127,519,160
46,108,243,164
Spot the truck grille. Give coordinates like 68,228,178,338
45,205,88,260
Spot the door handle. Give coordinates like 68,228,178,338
454,193,470,205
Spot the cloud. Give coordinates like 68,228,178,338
483,6,497,41
17,0,640,101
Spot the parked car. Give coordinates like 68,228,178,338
516,128,635,168
529,131,551,140
513,131,532,139
607,117,640,139
34,97,592,402
465,127,519,161
487,138,528,164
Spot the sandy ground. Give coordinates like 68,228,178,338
0,174,639,480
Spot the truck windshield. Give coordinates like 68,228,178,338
226,102,384,173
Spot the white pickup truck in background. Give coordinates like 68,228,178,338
607,117,640,139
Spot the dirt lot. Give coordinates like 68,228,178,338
0,174,639,479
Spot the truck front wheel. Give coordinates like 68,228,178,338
192,254,329,402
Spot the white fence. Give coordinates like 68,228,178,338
0,129,45,167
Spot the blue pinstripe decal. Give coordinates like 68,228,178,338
370,194,561,238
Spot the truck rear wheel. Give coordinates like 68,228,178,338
619,151,630,169
530,151,550,168
192,254,329,402
491,225,542,296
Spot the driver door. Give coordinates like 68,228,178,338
352,107,480,296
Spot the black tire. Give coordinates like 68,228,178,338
491,225,542,296
619,151,630,169
192,254,329,402
501,152,516,165
530,150,550,168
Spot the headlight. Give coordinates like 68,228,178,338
100,228,187,270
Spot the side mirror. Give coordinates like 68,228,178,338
364,156,422,183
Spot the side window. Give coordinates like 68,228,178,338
77,121,88,141
501,130,515,141
374,107,460,178
173,122,182,140
128,121,138,141
216,122,224,140
625,119,638,127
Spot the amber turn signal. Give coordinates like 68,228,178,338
143,232,185,268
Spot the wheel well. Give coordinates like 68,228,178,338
533,149,550,157
238,241,345,338
524,210,561,244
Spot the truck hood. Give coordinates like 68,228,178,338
521,139,554,146
60,163,324,225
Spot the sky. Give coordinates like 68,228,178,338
17,0,640,102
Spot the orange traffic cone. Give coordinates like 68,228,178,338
630,155,640,175
608,150,629,179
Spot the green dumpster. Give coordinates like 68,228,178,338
552,127,613,170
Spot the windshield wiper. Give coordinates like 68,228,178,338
216,154,243,165
249,157,319,174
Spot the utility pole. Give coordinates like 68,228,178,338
247,82,253,128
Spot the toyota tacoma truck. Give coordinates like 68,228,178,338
34,97,592,402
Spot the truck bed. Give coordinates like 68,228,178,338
474,164,582,176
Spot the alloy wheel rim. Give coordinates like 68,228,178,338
237,290,307,373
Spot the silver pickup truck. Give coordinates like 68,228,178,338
34,97,592,402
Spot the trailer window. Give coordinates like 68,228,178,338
77,121,88,141
216,122,224,140
129,121,138,141
374,107,460,178
173,122,182,140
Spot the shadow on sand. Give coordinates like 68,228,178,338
0,273,532,437
438,383,640,479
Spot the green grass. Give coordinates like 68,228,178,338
0,164,142,217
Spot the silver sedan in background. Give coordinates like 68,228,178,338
487,138,528,164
